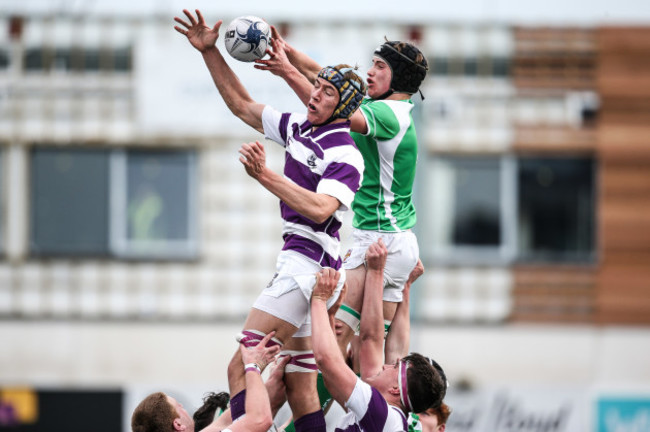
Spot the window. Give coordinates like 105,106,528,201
429,56,511,77
517,157,595,262
422,156,516,264
419,155,595,264
111,149,198,259
491,57,511,77
30,147,197,259
464,58,478,76
24,47,51,71
31,148,110,256
432,57,448,75
0,49,8,69
23,47,133,73
113,47,132,72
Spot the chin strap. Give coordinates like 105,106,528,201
375,88,394,100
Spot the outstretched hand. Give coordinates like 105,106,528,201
174,9,222,53
254,25,292,77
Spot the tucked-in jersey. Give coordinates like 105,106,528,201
351,98,418,232
335,377,408,432
262,106,364,269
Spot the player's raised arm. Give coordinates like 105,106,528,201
271,25,322,83
254,25,323,106
385,259,424,364
174,9,265,133
254,36,313,106
358,239,389,380
311,268,359,407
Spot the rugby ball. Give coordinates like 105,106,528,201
224,16,270,62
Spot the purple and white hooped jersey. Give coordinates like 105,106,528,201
262,106,364,270
336,377,408,432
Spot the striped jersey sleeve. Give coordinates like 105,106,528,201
335,377,408,432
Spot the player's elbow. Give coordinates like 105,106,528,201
310,211,331,225
359,330,382,345
309,197,339,224
313,348,338,373
313,347,327,367
249,412,273,432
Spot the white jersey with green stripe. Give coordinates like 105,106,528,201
351,98,418,232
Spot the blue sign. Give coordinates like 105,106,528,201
597,397,650,432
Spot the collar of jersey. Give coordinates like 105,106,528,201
299,118,351,137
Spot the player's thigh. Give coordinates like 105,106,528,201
342,265,366,310
242,307,299,345
382,299,398,322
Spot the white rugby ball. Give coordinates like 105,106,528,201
224,16,270,62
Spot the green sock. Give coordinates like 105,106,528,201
284,419,296,432
316,371,333,411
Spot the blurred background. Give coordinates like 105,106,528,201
1,0,649,431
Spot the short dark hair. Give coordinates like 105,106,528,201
131,392,176,432
193,392,230,431
403,352,447,413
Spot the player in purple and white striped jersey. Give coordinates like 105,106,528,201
259,105,365,271
175,9,366,432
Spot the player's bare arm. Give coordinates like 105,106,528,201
254,36,313,106
359,239,388,380
385,259,424,364
174,9,265,133
269,25,321,83
311,268,359,406
239,141,340,224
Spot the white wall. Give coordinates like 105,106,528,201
6,321,649,388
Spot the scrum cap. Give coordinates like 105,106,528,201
317,65,367,123
373,40,428,97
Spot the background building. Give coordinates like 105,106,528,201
1,1,649,431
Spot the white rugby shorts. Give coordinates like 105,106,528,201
253,250,345,338
342,229,419,302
